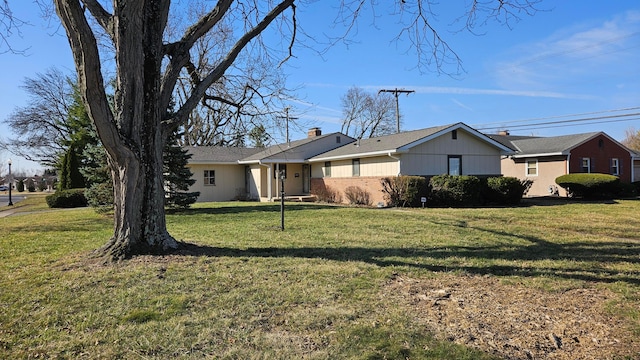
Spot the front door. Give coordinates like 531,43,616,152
302,164,310,194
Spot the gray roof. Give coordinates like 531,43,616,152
185,146,262,164
310,123,512,161
489,132,601,157
239,132,354,163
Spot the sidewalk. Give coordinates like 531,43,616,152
0,207,18,218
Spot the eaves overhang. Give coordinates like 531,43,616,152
510,151,567,159
309,149,406,162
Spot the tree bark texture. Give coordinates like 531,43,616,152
53,0,294,260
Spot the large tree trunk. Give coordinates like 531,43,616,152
95,140,178,261
56,0,177,261
95,1,177,260
54,0,294,261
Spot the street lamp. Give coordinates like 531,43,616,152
7,159,13,206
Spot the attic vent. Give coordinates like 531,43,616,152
452,130,458,140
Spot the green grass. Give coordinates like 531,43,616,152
1,198,639,358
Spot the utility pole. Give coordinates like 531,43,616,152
378,88,414,133
277,107,299,146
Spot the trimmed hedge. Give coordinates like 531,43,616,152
46,188,88,208
485,177,533,205
555,173,620,199
375,175,532,208
428,175,483,207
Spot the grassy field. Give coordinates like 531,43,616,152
0,196,639,359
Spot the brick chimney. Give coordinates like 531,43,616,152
308,127,322,138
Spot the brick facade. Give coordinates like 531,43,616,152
569,134,632,183
311,177,387,206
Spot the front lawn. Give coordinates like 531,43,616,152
1,198,638,359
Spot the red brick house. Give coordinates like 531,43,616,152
491,132,637,197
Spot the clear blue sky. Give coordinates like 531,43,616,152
1,1,639,174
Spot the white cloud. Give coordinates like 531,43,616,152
491,10,640,90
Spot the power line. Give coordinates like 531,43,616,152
378,88,414,133
476,111,640,133
492,117,640,133
477,112,640,130
276,107,298,145
472,106,640,128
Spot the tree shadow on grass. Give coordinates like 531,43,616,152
172,237,640,286
162,201,640,285
167,203,337,216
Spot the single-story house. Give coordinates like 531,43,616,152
186,128,356,202
490,132,638,197
308,123,514,205
185,123,514,205
185,146,262,202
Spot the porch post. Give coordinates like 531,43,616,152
267,164,273,201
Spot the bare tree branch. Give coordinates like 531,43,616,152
80,0,114,36
169,0,295,129
0,0,29,54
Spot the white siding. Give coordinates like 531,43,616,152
187,164,247,202
401,129,502,175
316,157,399,178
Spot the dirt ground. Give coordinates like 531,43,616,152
386,273,639,360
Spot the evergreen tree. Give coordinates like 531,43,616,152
58,146,85,190
163,131,200,209
57,83,95,190
248,124,269,148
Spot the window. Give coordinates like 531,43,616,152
526,159,538,176
324,161,331,177
204,170,215,186
448,155,462,176
611,158,619,175
352,159,360,177
581,158,591,173
451,129,458,140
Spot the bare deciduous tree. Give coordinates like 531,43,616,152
0,68,75,166
173,2,292,147
622,127,640,152
341,86,395,139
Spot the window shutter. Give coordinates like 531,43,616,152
590,158,595,173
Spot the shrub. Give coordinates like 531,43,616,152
555,173,620,199
380,176,428,207
85,182,114,213
485,177,533,205
344,185,371,206
428,175,482,207
46,188,88,208
37,180,47,192
17,179,25,192
616,181,638,198
314,185,342,203
27,181,36,193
